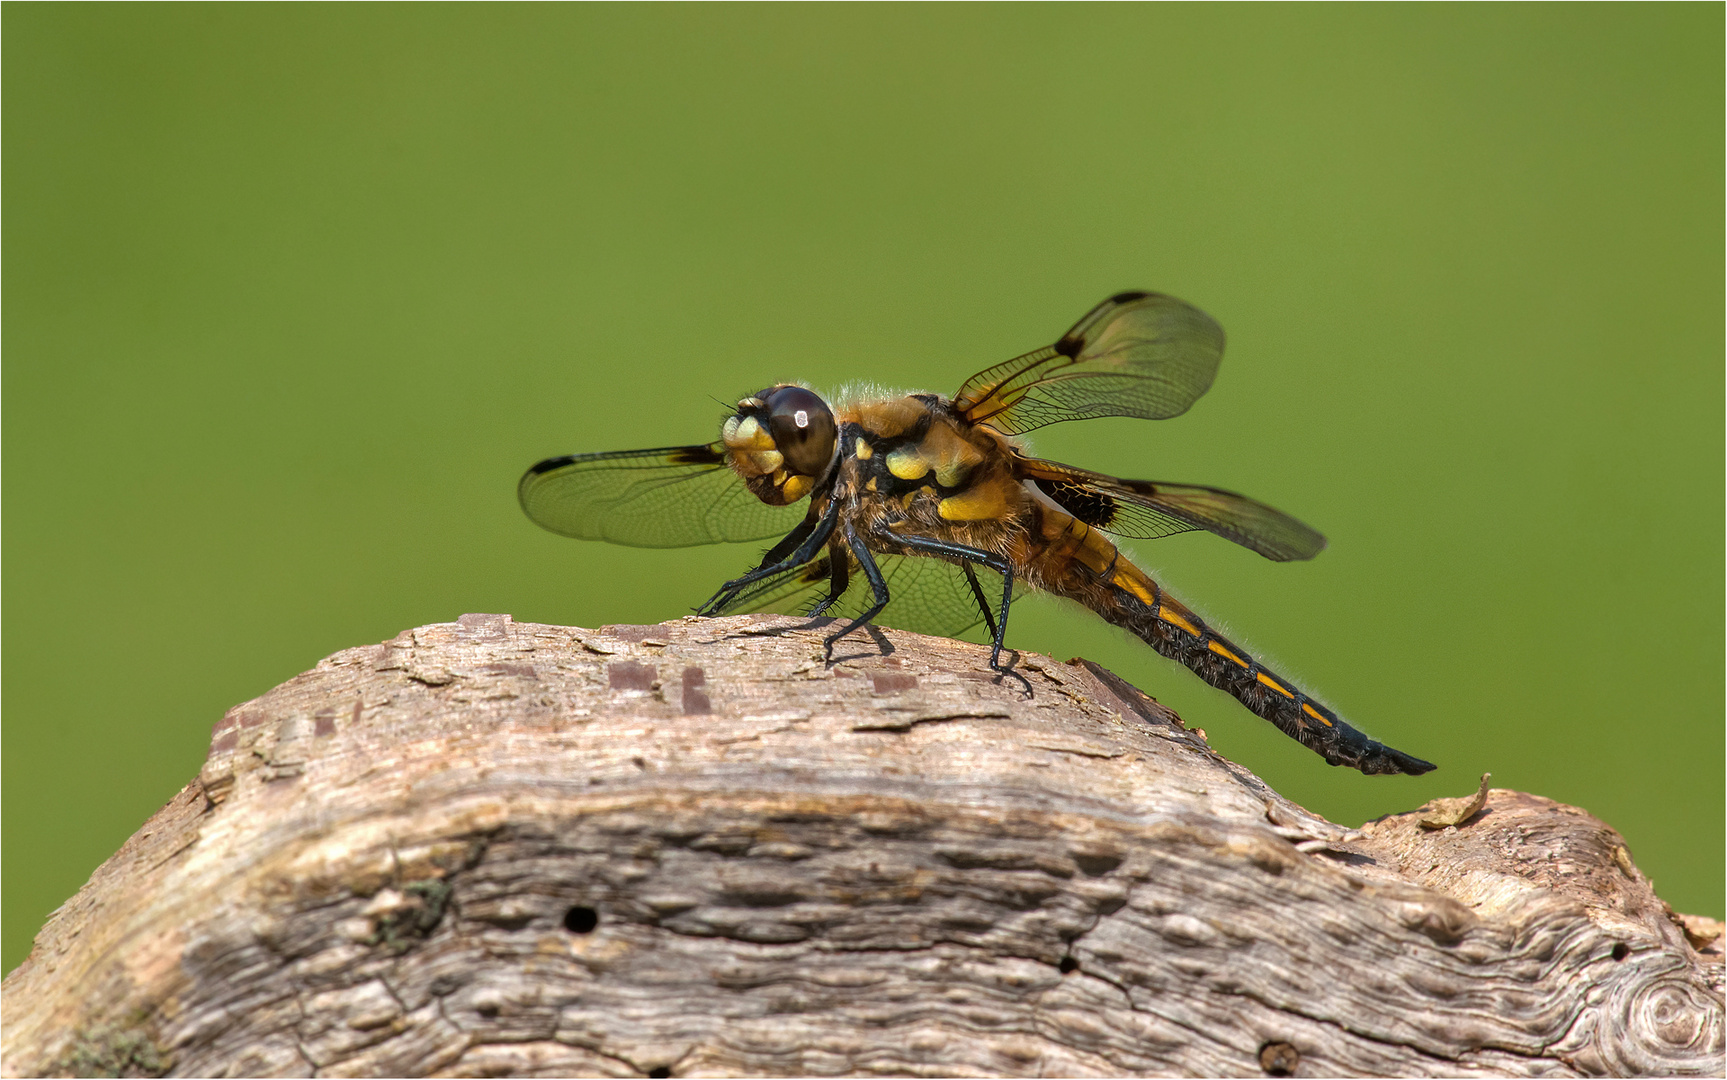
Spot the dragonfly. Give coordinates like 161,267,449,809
519,292,1434,776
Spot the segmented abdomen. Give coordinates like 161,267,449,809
1050,549,1433,776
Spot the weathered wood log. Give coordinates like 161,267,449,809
2,614,1721,1078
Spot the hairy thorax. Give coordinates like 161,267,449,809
833,394,1029,559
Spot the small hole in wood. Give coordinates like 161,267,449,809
647,1069,671,1078
1259,1041,1299,1076
563,906,599,934
1611,942,1630,961
1058,956,1080,975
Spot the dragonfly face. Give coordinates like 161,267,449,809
721,385,838,506
521,293,1435,777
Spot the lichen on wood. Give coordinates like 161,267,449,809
2,614,1721,1077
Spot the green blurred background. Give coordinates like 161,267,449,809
5,5,1720,973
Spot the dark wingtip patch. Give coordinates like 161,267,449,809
1108,289,1153,304
526,455,577,475
1053,335,1084,358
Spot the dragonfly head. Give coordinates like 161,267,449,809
722,384,838,505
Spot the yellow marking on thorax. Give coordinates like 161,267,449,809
1300,702,1334,727
918,423,987,487
937,479,1016,521
1208,640,1250,668
937,461,974,487
885,447,930,481
852,397,928,440
854,441,873,459
1256,672,1296,699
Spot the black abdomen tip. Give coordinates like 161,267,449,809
1368,746,1437,776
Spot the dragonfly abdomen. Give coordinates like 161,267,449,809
1040,533,1433,776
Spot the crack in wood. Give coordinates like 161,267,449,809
850,708,1014,732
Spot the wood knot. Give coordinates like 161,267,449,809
1258,1041,1299,1076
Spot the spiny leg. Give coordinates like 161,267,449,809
876,528,1016,671
961,563,998,640
823,521,890,658
699,499,840,615
807,539,850,618
691,513,816,616
755,510,818,569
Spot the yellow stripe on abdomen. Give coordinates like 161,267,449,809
1152,597,1203,637
1209,640,1249,667
1257,671,1296,699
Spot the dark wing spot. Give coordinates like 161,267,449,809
1038,479,1119,528
670,445,727,465
1107,289,1153,304
1053,335,1084,358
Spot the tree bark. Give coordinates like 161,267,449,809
2,613,1721,1078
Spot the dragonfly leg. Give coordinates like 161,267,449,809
806,539,851,618
961,564,999,641
823,521,891,658
754,510,819,570
873,528,1016,671
699,499,840,616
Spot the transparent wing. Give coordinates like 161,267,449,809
518,444,805,548
953,292,1225,435
1021,458,1327,562
714,547,1001,640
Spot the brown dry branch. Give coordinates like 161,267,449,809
2,614,1721,1078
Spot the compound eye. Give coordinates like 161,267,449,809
764,385,837,478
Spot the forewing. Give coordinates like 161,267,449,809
518,444,805,548
714,549,997,641
954,292,1225,435
1022,458,1327,562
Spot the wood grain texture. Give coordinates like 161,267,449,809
2,614,1721,1078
